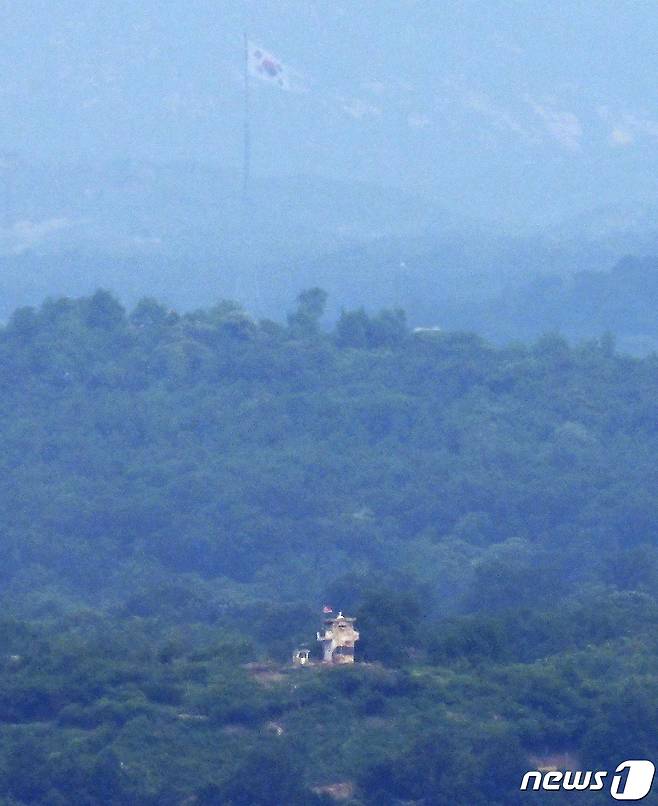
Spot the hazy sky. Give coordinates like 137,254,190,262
2,0,658,223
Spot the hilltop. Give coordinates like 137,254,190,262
0,289,657,802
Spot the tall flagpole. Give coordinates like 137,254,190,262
240,30,262,311
242,31,251,200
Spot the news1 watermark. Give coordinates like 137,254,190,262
521,760,655,800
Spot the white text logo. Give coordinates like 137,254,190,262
521,760,655,800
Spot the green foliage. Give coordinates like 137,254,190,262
0,288,657,802
336,307,407,349
287,288,328,338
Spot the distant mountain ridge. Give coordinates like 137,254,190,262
0,161,468,258
3,161,658,352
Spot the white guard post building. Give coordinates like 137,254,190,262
317,611,359,664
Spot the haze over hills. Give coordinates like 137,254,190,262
4,5,658,802
0,160,483,316
5,0,658,219
3,160,658,347
0,161,469,258
4,1,658,346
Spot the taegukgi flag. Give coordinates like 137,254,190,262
247,42,295,91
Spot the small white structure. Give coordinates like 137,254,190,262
413,326,441,335
292,648,311,666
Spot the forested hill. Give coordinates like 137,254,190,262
1,289,658,803
442,254,658,355
3,288,657,615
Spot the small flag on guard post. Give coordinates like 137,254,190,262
322,605,333,614
247,42,294,91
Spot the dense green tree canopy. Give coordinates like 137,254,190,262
0,290,657,803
